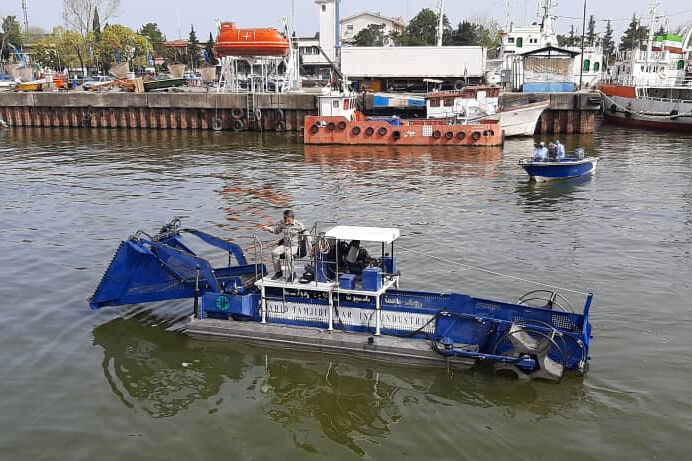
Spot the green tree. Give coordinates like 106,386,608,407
450,21,477,46
2,16,24,48
97,24,152,70
602,20,615,63
619,14,649,51
139,22,166,56
187,25,200,69
92,7,101,40
353,24,385,46
397,8,450,46
587,15,596,46
204,32,217,65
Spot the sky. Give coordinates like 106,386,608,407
1,0,691,42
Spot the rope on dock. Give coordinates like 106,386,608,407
396,245,591,296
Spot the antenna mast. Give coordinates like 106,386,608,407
22,0,29,32
436,0,445,47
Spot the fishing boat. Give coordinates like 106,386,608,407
519,148,598,181
599,5,692,132
89,218,594,381
424,86,549,137
15,79,45,92
304,89,503,146
216,21,290,57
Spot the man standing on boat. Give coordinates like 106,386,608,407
263,210,306,280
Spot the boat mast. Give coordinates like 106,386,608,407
436,0,445,47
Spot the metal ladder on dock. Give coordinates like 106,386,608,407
246,91,261,132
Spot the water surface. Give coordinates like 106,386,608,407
1,124,691,459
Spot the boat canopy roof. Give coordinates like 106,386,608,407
325,225,400,244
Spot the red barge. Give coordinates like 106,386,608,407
303,90,503,146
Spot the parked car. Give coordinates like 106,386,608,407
83,75,114,89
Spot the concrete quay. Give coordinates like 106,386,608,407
0,90,601,134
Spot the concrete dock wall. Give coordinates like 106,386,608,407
0,92,317,132
0,90,599,134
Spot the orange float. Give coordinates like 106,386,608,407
216,22,290,57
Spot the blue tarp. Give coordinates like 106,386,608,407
523,82,576,93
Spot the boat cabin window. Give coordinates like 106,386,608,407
344,99,349,110
430,99,440,107
508,37,514,44
322,5,326,12
333,100,339,109
444,98,454,107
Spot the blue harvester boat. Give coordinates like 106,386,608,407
519,147,598,182
90,219,594,381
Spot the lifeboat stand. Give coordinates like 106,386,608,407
186,225,476,369
217,20,299,94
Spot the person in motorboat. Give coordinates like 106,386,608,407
555,140,566,160
263,210,307,280
547,142,559,161
533,142,548,162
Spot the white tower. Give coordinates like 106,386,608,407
316,0,336,62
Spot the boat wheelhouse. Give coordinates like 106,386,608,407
90,218,594,381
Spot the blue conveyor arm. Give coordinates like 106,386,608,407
181,228,247,265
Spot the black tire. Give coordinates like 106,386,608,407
254,108,262,121
471,131,481,141
276,108,285,120
392,130,401,140
445,131,454,140
378,126,388,136
610,104,617,113
327,122,336,131
231,108,243,119
432,130,441,139
337,120,347,130
365,126,375,136
352,126,361,135
310,124,319,134
212,118,223,131
274,120,286,132
232,119,244,131
457,131,466,140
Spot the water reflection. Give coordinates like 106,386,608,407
515,174,594,212
94,316,586,455
304,144,502,177
93,316,246,418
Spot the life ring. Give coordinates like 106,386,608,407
274,120,286,132
392,130,401,140
471,131,481,141
254,108,262,121
378,126,388,136
365,126,375,136
610,104,617,113
212,118,223,131
231,108,243,119
327,122,336,131
445,131,454,140
232,119,244,131
337,120,347,130
310,124,319,134
457,131,466,140
352,126,361,135
275,108,285,120
432,130,441,139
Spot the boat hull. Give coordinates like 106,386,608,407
303,116,503,146
499,101,549,137
599,84,692,132
520,157,598,181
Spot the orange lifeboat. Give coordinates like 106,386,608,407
216,22,290,57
